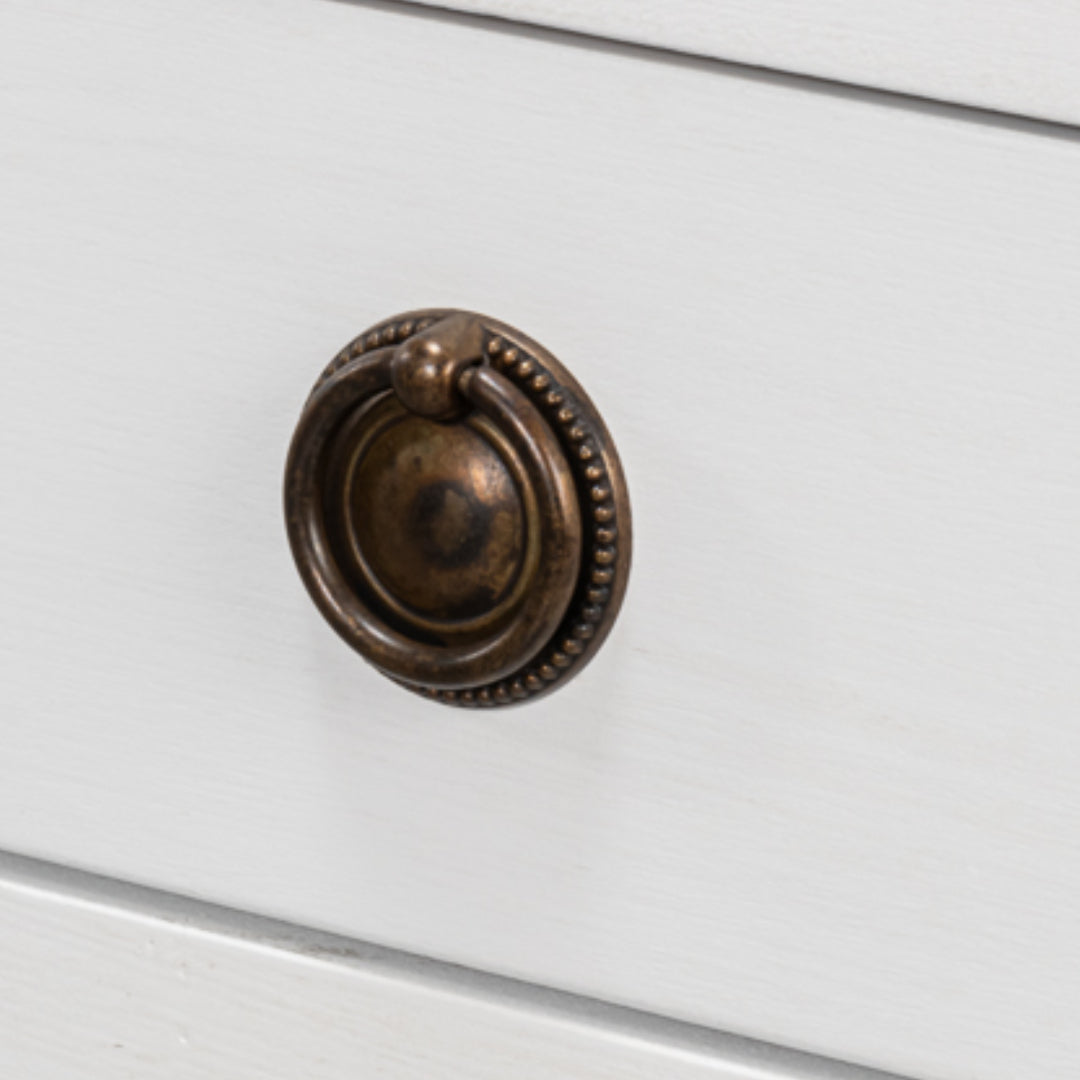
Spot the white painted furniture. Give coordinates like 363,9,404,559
0,854,897,1080
415,0,1080,126
3,1,1080,1078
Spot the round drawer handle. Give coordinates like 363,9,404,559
284,310,631,707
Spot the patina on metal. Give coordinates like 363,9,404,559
284,309,631,707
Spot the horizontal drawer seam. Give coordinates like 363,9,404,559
343,0,1080,143
0,848,909,1080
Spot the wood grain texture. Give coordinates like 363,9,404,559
0,857,899,1080
412,0,1080,127
2,2,1080,1078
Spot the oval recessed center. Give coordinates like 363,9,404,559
346,412,527,626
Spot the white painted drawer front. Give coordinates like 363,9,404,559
3,3,1080,1079
0,855,895,1080
416,0,1080,127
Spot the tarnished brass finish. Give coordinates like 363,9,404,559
284,310,631,707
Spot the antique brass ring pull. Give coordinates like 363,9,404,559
284,310,630,707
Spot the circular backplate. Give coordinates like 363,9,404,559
326,395,541,638
284,309,631,707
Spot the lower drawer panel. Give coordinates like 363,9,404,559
3,2,1080,1078
0,855,890,1080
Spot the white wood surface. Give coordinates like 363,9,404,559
3,2,1080,1078
0,856,896,1080
416,0,1080,128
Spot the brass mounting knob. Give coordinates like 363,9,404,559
284,309,630,707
